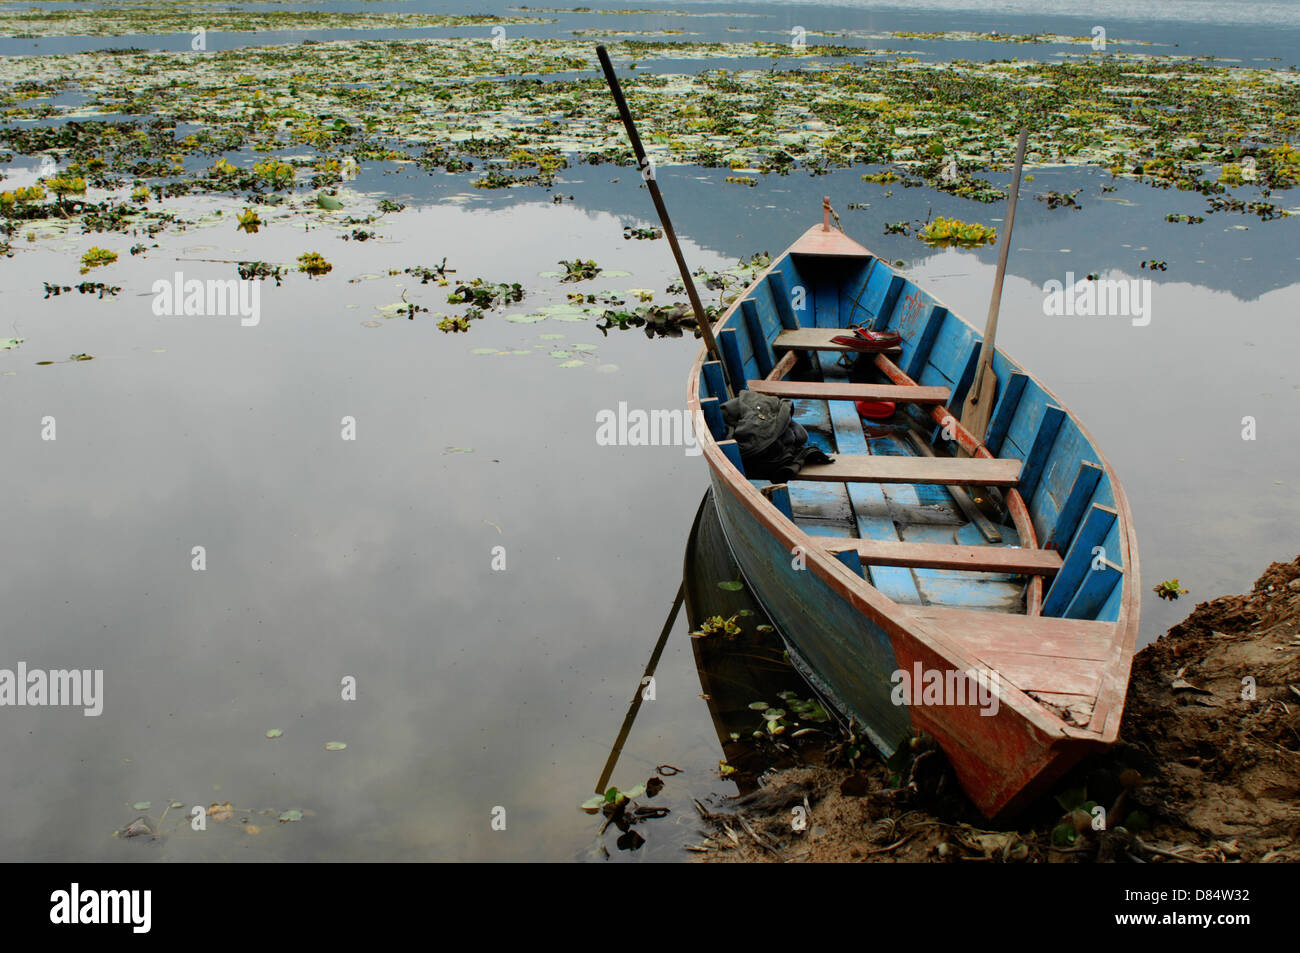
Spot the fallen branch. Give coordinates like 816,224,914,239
1133,836,1205,863
861,835,912,856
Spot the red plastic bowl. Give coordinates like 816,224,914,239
855,399,896,420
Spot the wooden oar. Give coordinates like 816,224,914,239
594,582,685,795
961,129,1028,443
596,45,731,399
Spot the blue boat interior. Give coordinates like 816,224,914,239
697,246,1128,623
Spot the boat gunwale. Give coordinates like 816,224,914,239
684,222,1141,750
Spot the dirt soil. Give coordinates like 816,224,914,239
692,557,1300,863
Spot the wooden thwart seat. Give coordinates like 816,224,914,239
749,379,951,404
795,455,1022,487
773,328,903,355
815,538,1062,576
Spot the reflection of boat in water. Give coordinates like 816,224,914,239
683,489,835,796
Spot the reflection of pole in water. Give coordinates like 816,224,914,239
591,490,836,802
593,583,684,797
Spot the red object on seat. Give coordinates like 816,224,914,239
855,399,896,420
849,326,901,346
830,328,903,352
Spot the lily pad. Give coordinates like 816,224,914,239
279,809,304,823
132,801,151,811
324,741,347,751
0,338,21,349
505,312,547,324
266,728,282,739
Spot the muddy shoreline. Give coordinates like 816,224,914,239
691,557,1300,863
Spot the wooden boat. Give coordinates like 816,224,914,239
686,215,1141,818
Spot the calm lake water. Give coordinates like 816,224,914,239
1,0,1297,862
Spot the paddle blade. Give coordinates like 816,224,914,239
960,367,998,443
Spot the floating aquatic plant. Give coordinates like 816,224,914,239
695,614,742,637
45,175,86,208
447,278,524,309
1153,578,1189,600
253,159,295,191
43,281,120,299
917,216,996,248
296,251,332,277
238,260,286,284
1038,189,1081,210
596,302,709,338
79,245,117,273
559,258,602,282
404,260,452,284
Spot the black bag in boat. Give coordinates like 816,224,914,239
719,389,832,482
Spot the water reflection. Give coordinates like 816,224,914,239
682,489,837,796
